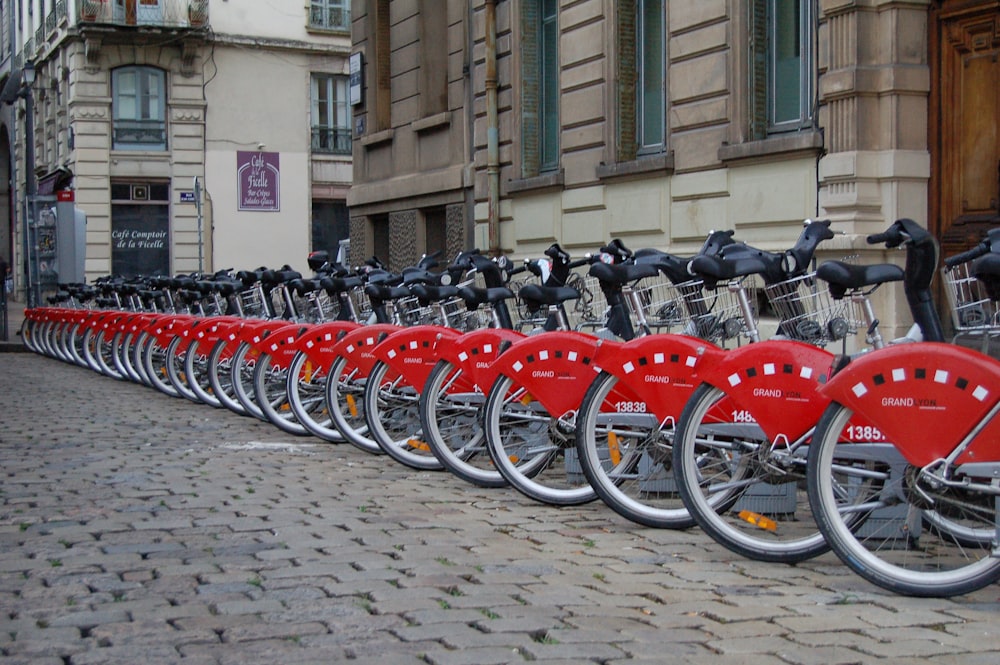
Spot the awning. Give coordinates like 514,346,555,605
37,168,74,196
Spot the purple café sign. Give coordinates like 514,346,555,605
237,151,280,211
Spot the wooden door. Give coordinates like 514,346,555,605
931,1,1000,256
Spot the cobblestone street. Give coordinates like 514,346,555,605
2,351,999,664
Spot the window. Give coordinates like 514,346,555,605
310,0,350,31
749,0,814,138
521,0,560,176
419,0,448,117
112,66,166,151
311,74,351,154
616,0,666,161
637,0,665,153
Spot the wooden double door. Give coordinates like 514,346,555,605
932,1,1000,254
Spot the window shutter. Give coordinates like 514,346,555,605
748,0,768,141
521,1,540,177
617,1,637,162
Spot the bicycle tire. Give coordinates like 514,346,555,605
185,337,223,408
483,371,597,506
230,341,267,421
672,383,828,563
286,350,344,442
207,337,249,416
575,370,694,528
363,360,444,470
325,353,383,454
420,358,505,487
807,402,1000,597
165,335,201,402
131,329,156,387
95,328,126,380
253,352,309,435
142,333,179,396
66,321,90,368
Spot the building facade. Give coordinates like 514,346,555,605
1,0,353,305
347,0,1000,338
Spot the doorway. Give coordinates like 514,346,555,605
930,0,1000,256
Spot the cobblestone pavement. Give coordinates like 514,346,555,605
2,351,999,665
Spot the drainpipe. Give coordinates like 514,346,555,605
485,0,500,257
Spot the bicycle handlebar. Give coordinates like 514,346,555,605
945,243,989,269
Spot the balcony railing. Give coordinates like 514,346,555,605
78,0,208,29
311,127,352,155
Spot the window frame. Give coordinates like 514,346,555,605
111,66,167,152
309,0,351,32
311,73,352,155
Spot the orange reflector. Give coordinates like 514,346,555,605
508,455,520,464
520,393,534,405
408,439,430,452
607,432,622,466
346,394,358,417
738,510,777,532
304,361,313,383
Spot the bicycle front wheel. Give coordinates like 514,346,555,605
673,383,827,563
807,402,1000,597
483,372,597,506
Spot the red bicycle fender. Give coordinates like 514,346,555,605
436,328,527,390
371,325,463,388
289,321,360,365
489,331,603,417
329,323,401,377
818,343,1000,466
148,315,198,345
693,340,837,443
258,323,313,370
591,334,724,421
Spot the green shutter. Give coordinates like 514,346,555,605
748,0,768,141
618,1,637,162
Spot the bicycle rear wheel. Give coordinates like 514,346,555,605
253,352,309,435
672,383,828,563
575,371,693,528
208,337,249,416
363,360,443,470
326,353,382,454
185,337,222,408
142,334,179,396
230,342,267,421
808,402,1000,597
166,335,201,402
287,350,344,442
420,359,505,487
482,372,597,506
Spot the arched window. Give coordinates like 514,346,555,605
112,66,167,151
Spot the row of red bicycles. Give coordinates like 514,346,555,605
21,218,1000,597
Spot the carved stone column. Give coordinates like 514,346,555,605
817,0,932,232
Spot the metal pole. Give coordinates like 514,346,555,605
24,84,38,308
485,0,500,258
